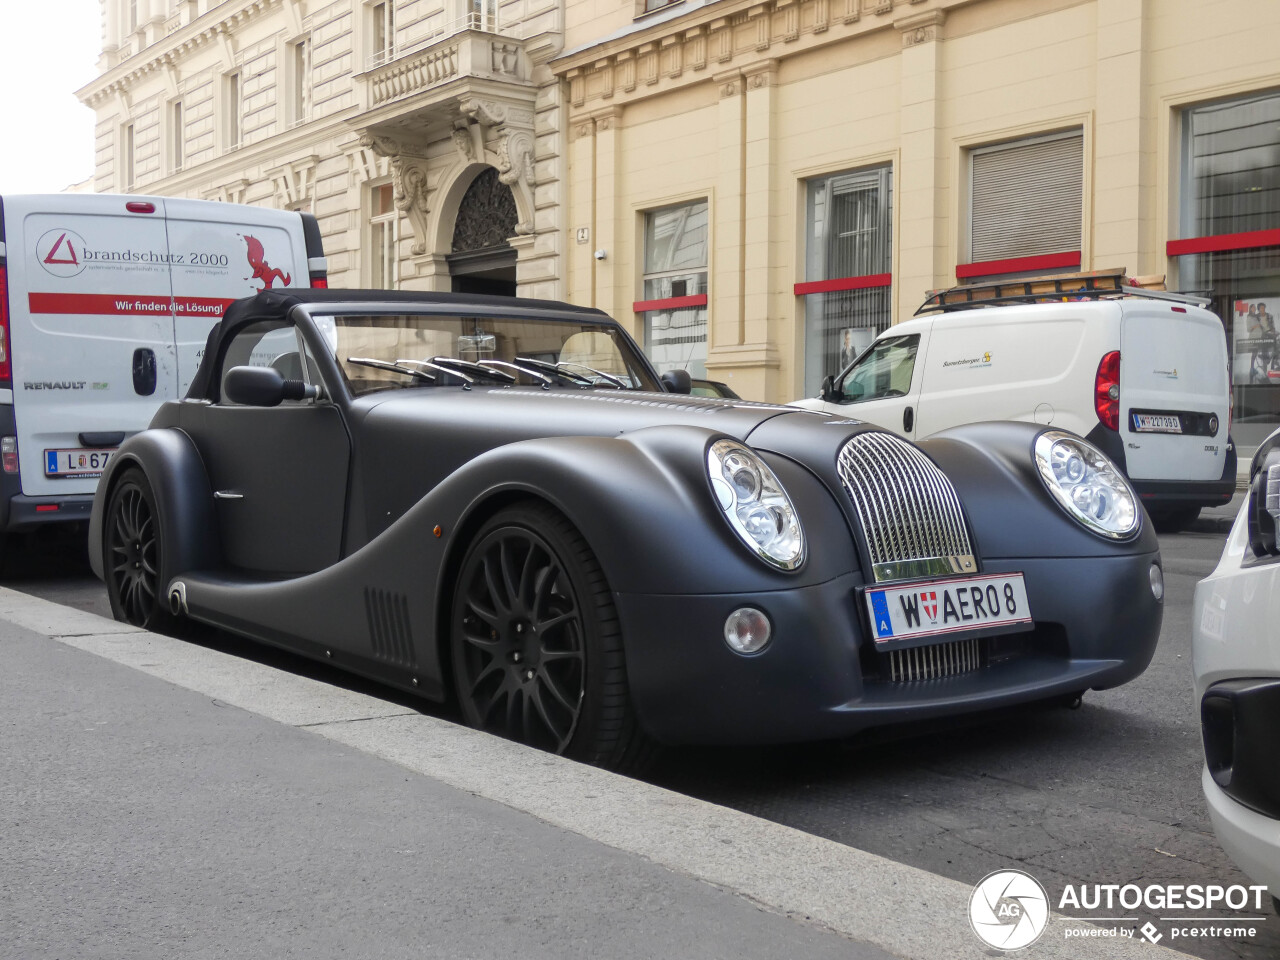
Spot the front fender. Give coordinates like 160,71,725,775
88,429,221,583
917,420,1161,559
434,425,859,600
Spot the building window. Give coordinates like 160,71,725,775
369,2,393,66
224,72,241,149
291,37,312,126
1172,90,1280,449
798,165,893,396
640,0,680,13
169,100,184,173
369,183,399,289
635,201,709,379
121,122,135,190
467,0,496,31
963,130,1084,276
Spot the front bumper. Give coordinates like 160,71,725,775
1203,767,1280,896
619,550,1163,745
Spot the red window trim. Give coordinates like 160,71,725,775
793,273,892,296
1166,229,1280,257
955,251,1081,279
632,293,708,312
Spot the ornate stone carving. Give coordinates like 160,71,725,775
451,123,476,162
617,53,637,92
361,135,432,255
452,168,519,253
896,9,945,46
814,0,831,32
495,127,535,235
720,79,739,98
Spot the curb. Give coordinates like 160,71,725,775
0,586,1197,960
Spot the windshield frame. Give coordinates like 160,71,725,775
291,302,663,399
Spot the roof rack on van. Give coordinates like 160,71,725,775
916,268,1212,315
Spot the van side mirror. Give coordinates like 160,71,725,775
223,365,318,406
661,369,692,394
820,374,839,403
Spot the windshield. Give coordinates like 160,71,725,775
316,313,661,397
838,334,919,402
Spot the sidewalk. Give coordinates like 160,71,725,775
0,588,1193,960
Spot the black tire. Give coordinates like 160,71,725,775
1151,506,1200,533
103,467,178,633
450,502,655,772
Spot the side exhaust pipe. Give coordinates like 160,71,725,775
168,581,188,616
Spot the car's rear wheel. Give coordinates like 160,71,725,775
104,468,177,632
450,502,654,771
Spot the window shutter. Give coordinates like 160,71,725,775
971,133,1083,262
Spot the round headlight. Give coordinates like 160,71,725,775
707,439,806,570
1033,430,1140,539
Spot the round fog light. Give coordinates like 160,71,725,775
1149,563,1164,602
724,607,772,655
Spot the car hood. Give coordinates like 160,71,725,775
360,386,804,442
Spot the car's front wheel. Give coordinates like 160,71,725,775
104,467,177,632
450,502,653,771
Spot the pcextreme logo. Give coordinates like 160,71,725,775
969,868,1271,949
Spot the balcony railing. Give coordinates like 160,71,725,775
361,27,529,111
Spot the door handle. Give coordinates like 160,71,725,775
213,491,244,500
903,405,914,433
132,348,157,396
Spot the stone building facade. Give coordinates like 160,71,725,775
550,0,1280,445
78,0,568,298
79,0,1280,446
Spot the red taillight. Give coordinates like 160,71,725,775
125,201,156,214
1095,350,1121,431
1,437,17,474
0,265,11,384
310,276,328,289
35,504,59,513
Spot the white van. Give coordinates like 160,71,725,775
0,193,325,533
793,284,1236,529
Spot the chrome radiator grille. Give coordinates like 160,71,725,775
836,432,974,581
886,638,981,682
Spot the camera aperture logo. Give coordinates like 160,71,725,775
969,869,1050,950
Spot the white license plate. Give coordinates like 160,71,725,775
1133,413,1182,434
44,447,115,477
865,572,1032,645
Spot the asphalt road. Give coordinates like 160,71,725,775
6,522,1271,960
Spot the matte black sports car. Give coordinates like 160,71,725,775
89,289,1164,771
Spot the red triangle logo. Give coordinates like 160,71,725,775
43,233,79,265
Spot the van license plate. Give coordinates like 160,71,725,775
865,572,1032,646
45,448,115,477
1133,414,1182,433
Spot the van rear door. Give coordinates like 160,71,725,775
163,199,309,396
9,195,177,499
1119,303,1230,482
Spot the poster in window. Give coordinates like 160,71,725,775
838,327,875,371
1232,298,1280,386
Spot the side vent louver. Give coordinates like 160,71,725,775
364,588,417,667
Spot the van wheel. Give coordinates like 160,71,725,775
104,468,177,632
1151,507,1200,533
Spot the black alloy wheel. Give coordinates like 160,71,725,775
105,468,175,632
451,502,653,770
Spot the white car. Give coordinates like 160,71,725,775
1192,428,1280,909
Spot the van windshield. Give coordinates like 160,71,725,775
838,334,919,403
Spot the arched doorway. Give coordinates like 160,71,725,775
447,167,518,296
